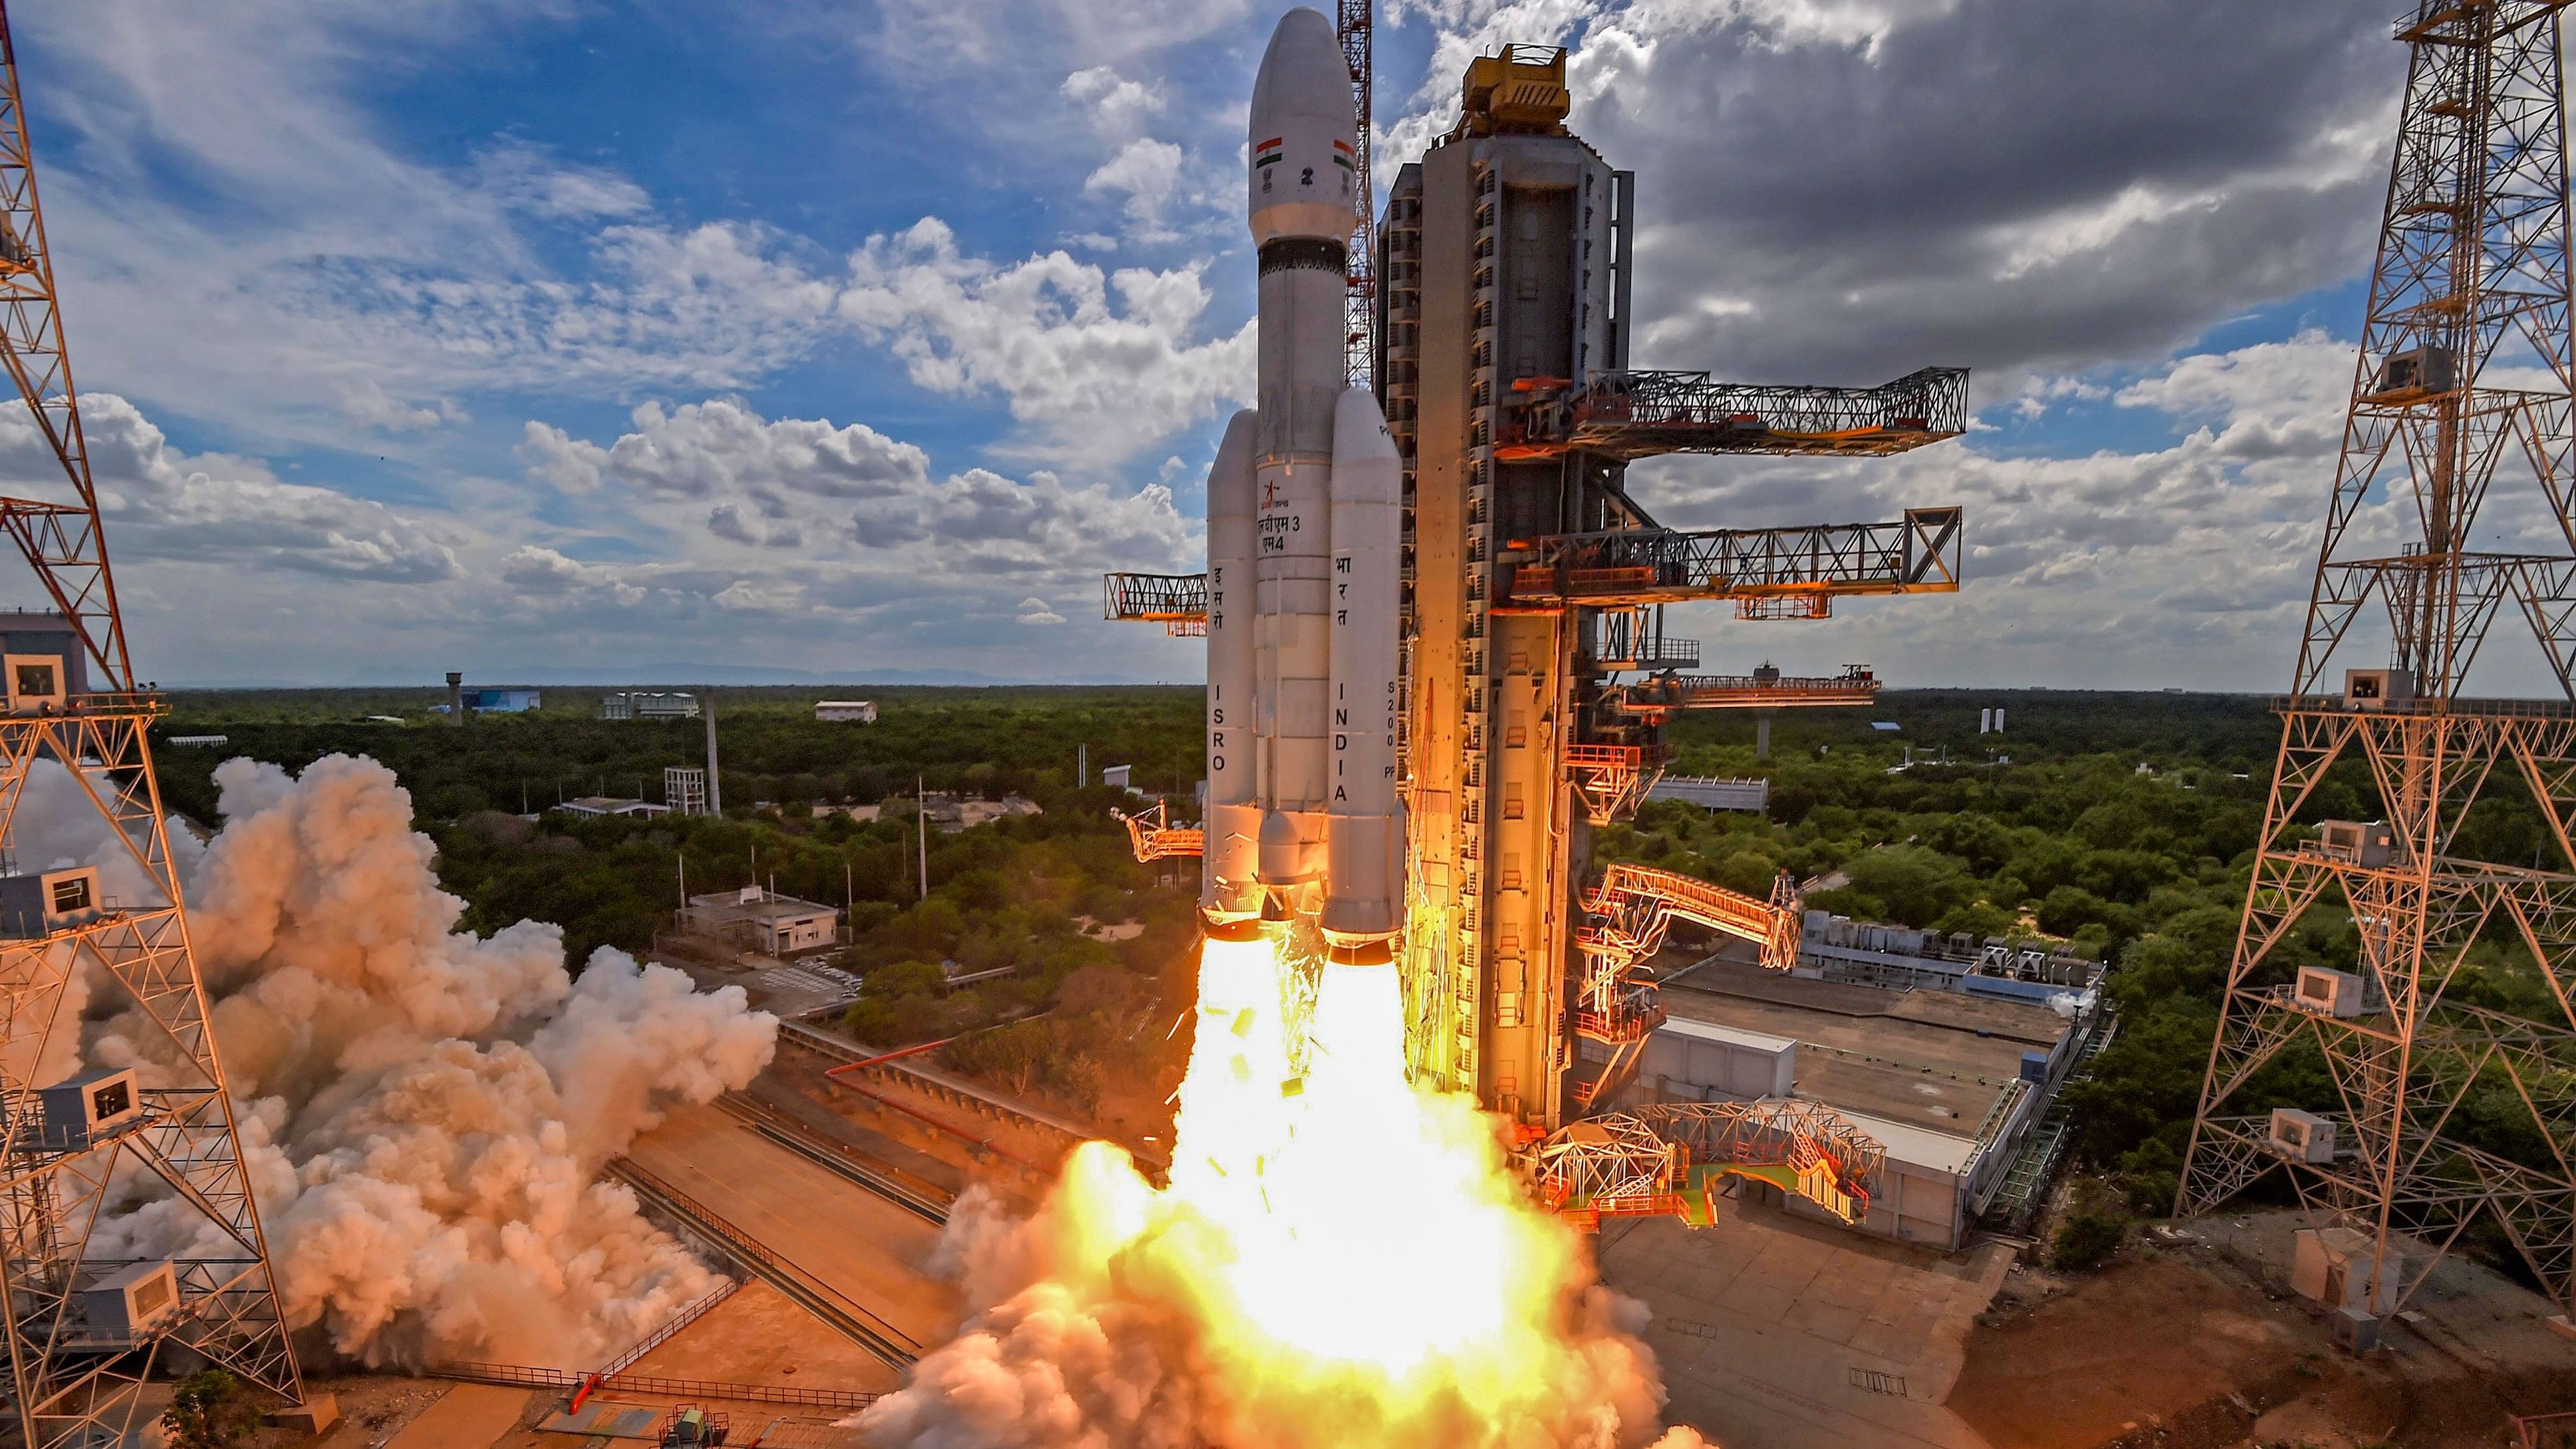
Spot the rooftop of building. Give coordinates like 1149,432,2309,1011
1659,957,2074,1138
558,796,664,815
686,889,836,922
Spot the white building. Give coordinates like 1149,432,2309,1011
601,690,700,720
682,886,838,956
1595,957,2104,1250
1644,775,1768,812
555,796,670,821
815,700,878,724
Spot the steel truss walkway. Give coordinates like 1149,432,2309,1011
1571,865,1802,1105
1604,666,1879,721
1103,511,1961,629
1493,366,1970,461
1524,1099,1886,1231
1112,801,1205,860
1503,507,1964,616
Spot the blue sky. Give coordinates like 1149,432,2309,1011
0,0,2521,690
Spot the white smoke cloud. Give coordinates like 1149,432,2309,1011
58,753,779,1369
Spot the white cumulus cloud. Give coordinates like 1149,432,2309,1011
836,218,1254,465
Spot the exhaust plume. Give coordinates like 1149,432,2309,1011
56,753,778,1368
859,934,1708,1449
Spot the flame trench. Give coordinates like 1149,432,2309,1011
861,930,1698,1449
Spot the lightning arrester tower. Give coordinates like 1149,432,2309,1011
2178,0,2576,1328
0,5,309,1441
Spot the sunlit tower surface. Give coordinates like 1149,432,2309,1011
0,7,306,1442
2178,0,2576,1323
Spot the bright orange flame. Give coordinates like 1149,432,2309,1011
863,930,1702,1449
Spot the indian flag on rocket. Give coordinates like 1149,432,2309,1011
1255,137,1283,168
1331,139,1355,172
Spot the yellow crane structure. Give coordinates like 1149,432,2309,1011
1568,866,1802,1107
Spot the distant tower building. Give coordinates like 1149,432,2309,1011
664,766,708,817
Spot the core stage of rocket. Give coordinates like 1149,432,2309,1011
1202,7,1403,955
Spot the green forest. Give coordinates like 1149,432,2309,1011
151,684,2573,1269
156,685,1214,1118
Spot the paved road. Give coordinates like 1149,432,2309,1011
384,1384,528,1449
1598,1206,2009,1449
624,1100,962,1357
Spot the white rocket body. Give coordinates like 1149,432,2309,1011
1200,6,1402,952
1203,410,1262,923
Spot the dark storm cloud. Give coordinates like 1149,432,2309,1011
1569,0,2398,384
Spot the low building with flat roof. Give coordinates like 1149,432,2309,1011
555,796,669,821
1589,955,2105,1249
1644,775,1769,813
601,690,698,720
681,886,838,956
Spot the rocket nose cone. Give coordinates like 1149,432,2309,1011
1250,7,1351,148
1247,7,1358,244
1333,387,1396,463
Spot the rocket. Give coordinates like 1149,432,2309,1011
1202,7,1404,961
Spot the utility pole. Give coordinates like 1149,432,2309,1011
2179,0,2576,1330
918,773,930,898
704,689,722,815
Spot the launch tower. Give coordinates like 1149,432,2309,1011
1109,28,1972,1129
1377,48,1964,1124
0,12,308,1443
2178,0,2576,1327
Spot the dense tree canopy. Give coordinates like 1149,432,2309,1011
153,685,2571,1266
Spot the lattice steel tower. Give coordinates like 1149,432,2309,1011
0,7,307,1442
2178,0,2576,1325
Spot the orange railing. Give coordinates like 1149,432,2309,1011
1114,801,1205,861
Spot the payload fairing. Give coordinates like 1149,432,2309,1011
1202,7,1404,959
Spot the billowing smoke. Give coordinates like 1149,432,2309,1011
857,936,1710,1449
40,753,778,1369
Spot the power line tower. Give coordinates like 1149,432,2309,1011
0,6,308,1442
2178,0,2576,1328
